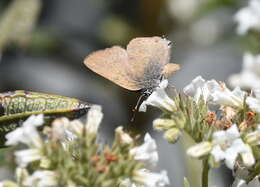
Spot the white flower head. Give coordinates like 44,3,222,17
24,170,58,187
85,105,103,134
210,125,253,169
139,79,176,112
5,114,44,147
133,169,170,187
130,133,158,167
234,0,260,35
184,76,246,108
183,76,219,103
211,86,246,108
229,53,260,90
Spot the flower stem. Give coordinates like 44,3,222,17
202,158,209,187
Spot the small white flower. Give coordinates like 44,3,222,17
229,53,260,90
5,114,44,147
15,149,43,168
51,118,78,143
234,0,260,35
246,89,260,113
211,86,246,108
139,80,176,112
133,169,170,187
184,76,246,108
232,177,260,187
183,76,219,103
130,133,158,167
24,170,58,187
210,125,253,169
85,105,103,134
240,145,255,168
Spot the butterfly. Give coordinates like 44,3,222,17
84,36,180,95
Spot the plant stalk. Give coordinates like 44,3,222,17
202,158,209,187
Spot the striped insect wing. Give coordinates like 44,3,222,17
0,90,91,147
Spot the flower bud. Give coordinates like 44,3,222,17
163,128,181,144
187,142,212,158
245,130,260,146
115,127,133,145
241,145,255,167
153,118,175,131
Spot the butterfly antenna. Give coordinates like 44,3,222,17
131,94,146,122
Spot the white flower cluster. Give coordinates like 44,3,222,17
183,76,246,108
140,76,259,186
120,132,169,187
182,76,260,186
234,0,260,35
2,114,57,186
187,124,256,170
0,105,169,187
229,53,260,90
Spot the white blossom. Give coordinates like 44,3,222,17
51,117,78,144
184,76,246,108
24,170,58,187
5,114,44,147
15,149,43,168
229,53,260,90
130,133,158,167
210,125,254,169
85,105,103,134
234,0,260,35
133,169,170,187
139,80,176,112
232,177,260,187
246,89,260,113
211,86,246,108
183,76,220,103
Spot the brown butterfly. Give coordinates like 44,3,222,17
84,36,180,95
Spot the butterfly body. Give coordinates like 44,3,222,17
84,37,180,92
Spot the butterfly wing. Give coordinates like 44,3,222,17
84,46,141,91
126,37,173,88
162,63,180,78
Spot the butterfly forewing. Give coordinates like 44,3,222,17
84,46,141,91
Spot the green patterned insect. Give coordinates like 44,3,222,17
0,90,91,147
